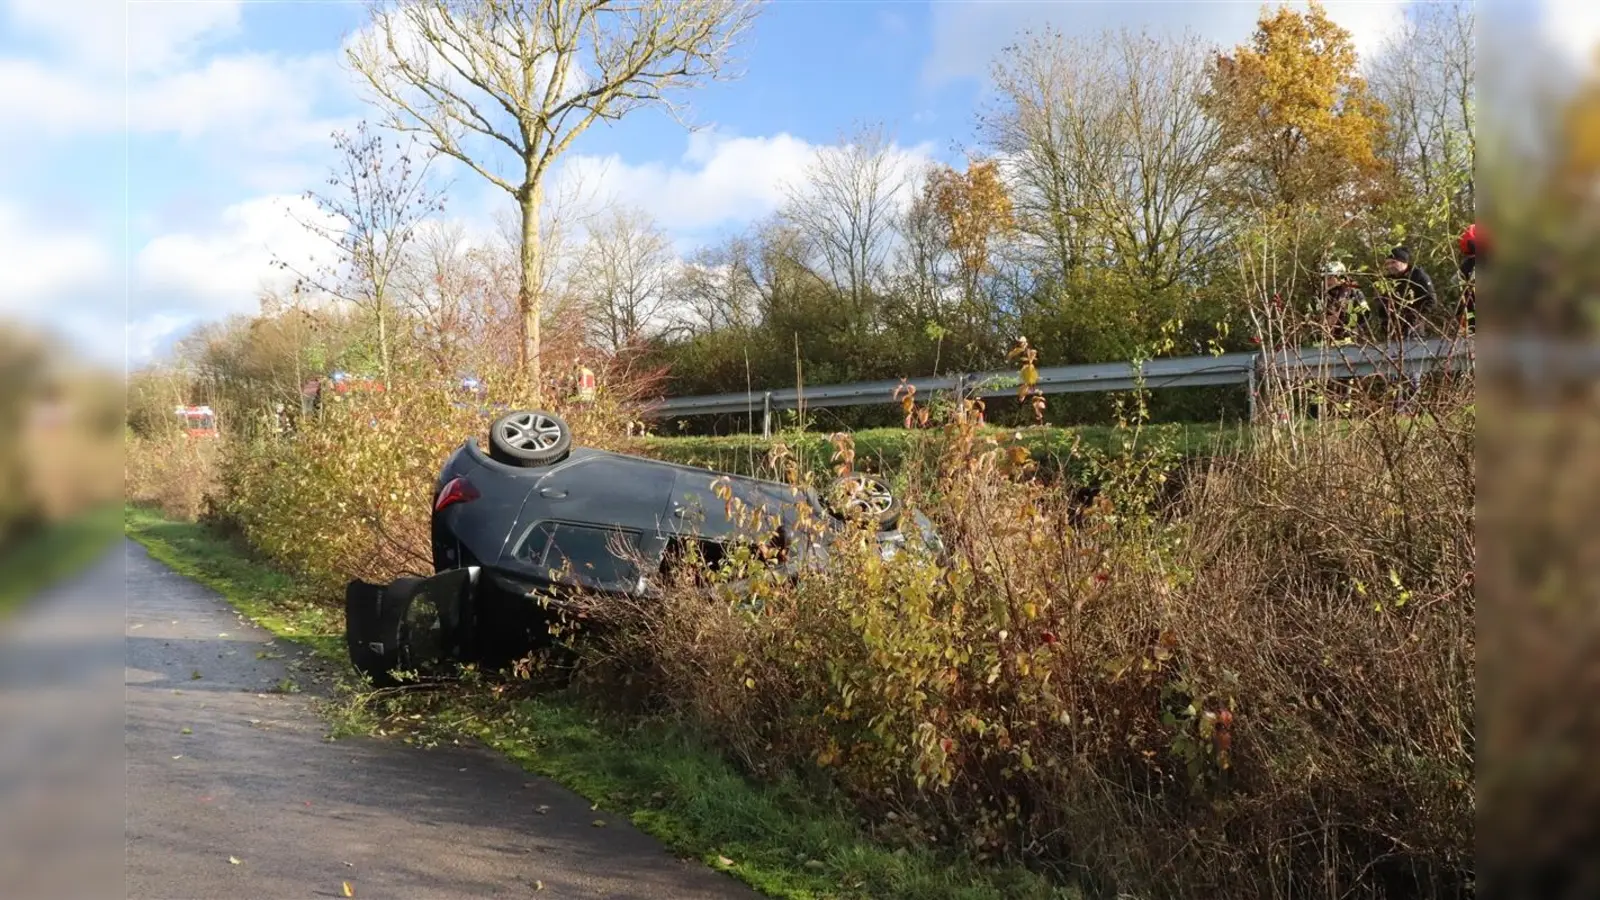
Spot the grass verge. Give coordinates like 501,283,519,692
630,422,1236,481
0,504,122,617
122,504,1080,900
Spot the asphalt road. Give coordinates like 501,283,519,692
112,538,755,899
0,532,124,900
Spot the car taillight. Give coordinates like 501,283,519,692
434,476,480,512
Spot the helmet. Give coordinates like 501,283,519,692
1322,260,1347,277
1459,223,1481,257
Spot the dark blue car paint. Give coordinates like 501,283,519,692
346,437,943,683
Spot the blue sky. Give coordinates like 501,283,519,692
0,0,1580,367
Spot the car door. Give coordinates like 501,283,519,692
525,452,678,533
665,470,809,539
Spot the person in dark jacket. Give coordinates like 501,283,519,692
1377,246,1436,340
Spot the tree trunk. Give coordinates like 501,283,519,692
376,289,392,390
518,182,544,402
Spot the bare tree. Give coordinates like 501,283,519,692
780,123,908,330
888,164,953,326
346,0,762,398
982,27,1224,289
398,220,481,371
670,234,759,334
1368,1,1476,216
280,121,445,388
573,205,675,351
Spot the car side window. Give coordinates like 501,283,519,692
518,522,554,566
520,522,640,588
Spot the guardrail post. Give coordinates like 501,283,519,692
761,391,772,440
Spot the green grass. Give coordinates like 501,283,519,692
630,422,1237,483
122,504,1080,900
0,505,122,617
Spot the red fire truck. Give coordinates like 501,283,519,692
175,405,218,438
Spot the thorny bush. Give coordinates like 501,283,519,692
125,432,223,523
577,348,1474,900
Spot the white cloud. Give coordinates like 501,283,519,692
0,200,122,366
134,194,346,320
922,0,1404,90
6,0,242,74
0,59,111,139
130,51,351,147
125,313,197,367
0,0,355,175
1540,0,1600,70
0,202,113,314
555,130,937,237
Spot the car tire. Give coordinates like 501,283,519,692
488,409,572,467
825,473,902,530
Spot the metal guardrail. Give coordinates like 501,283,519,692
643,337,1473,435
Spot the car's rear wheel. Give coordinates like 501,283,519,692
488,409,572,467
825,473,902,530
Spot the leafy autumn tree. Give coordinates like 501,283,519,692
929,160,1013,290
1202,1,1389,215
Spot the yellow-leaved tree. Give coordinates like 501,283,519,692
928,159,1014,308
1202,0,1389,215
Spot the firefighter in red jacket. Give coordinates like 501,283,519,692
1457,223,1482,332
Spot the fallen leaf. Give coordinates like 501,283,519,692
716,856,735,868
533,880,545,891
535,805,550,815
181,727,193,735
227,856,242,866
171,755,183,760
591,819,606,828
342,881,354,897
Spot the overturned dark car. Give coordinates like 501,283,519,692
345,409,942,685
